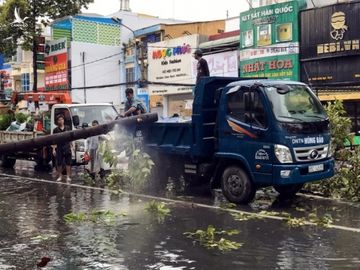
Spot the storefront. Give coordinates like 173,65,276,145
300,2,360,131
239,1,304,80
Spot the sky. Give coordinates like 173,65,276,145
84,0,250,21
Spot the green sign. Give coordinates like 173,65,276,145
36,54,45,62
240,54,299,81
37,63,45,70
239,1,304,81
240,1,300,48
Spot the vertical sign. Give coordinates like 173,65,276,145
239,1,301,81
45,38,68,91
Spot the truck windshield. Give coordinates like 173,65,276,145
265,85,327,123
70,105,118,126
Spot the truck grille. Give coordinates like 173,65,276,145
294,144,329,162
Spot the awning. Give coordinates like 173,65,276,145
318,92,360,101
199,36,239,51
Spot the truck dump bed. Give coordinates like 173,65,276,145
145,77,241,158
0,131,37,144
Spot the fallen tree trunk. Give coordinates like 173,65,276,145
0,113,158,154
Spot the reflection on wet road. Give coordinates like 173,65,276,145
0,161,360,269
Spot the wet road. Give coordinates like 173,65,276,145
0,161,360,269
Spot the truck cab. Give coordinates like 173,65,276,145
145,77,334,204
51,103,119,164
217,80,334,202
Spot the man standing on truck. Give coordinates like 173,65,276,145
52,114,72,182
194,49,210,84
122,88,147,117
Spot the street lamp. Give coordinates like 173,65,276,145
111,17,135,36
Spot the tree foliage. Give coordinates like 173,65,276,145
0,0,94,58
324,99,352,152
305,100,360,202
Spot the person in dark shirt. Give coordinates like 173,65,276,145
52,114,72,182
122,88,147,117
194,49,210,84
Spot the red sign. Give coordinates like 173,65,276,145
45,52,68,91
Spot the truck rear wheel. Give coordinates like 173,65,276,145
1,156,16,169
221,166,256,204
274,184,304,198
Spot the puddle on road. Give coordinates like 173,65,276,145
0,177,360,269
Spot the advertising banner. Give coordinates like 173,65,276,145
191,51,238,77
148,35,199,95
45,38,68,91
240,54,299,81
0,66,12,99
240,1,300,80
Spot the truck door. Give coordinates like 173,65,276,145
221,86,272,184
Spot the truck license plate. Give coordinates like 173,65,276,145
308,164,324,173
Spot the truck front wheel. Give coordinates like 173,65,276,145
1,156,16,169
221,166,256,204
274,184,304,198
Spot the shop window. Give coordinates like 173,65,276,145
126,67,135,84
21,73,30,92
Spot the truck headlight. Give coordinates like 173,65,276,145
327,142,332,157
275,144,293,164
75,141,85,152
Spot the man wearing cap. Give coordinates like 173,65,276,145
194,49,210,84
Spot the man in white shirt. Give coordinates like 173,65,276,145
86,120,100,176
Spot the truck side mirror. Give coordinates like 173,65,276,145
72,115,80,127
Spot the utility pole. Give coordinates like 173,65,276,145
31,0,39,108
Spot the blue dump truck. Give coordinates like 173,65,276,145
144,77,334,204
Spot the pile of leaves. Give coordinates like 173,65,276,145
304,100,360,202
145,200,171,222
184,225,242,252
231,210,333,228
64,210,126,224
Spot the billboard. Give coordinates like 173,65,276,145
45,38,68,91
193,51,238,78
300,2,360,86
147,35,199,95
240,1,301,80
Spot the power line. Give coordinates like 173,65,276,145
69,52,123,70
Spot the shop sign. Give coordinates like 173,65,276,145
148,35,199,95
45,38,68,91
300,3,360,60
316,12,360,55
240,54,299,81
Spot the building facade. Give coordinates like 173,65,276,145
300,1,360,131
51,15,122,106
